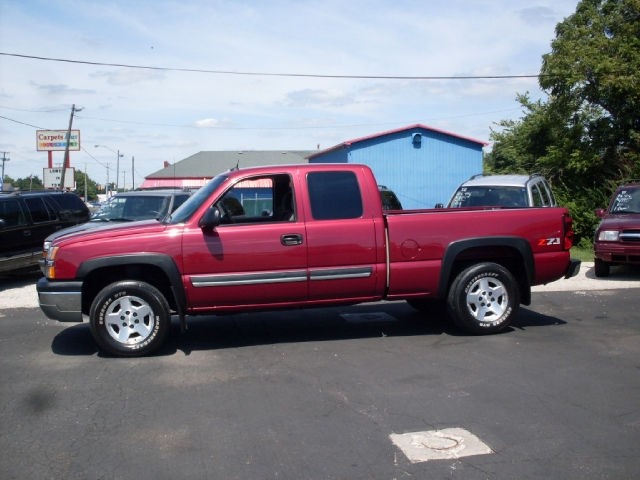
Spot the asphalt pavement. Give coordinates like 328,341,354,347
1,265,639,479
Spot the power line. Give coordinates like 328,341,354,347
1,106,523,133
0,114,46,129
0,51,546,80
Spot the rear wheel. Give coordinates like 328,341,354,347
89,280,171,357
594,258,610,277
447,262,519,334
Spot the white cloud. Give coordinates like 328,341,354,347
194,118,222,128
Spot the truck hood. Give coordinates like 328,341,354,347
598,213,640,230
47,219,165,243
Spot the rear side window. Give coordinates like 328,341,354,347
530,184,544,207
307,171,363,220
532,182,555,207
24,196,56,223
541,181,556,206
49,193,85,211
0,199,27,227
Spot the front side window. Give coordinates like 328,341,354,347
307,171,363,220
215,174,295,224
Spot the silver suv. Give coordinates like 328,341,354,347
446,174,556,208
91,189,192,222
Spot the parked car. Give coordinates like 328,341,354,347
91,189,193,223
446,174,557,208
0,191,90,273
593,181,640,277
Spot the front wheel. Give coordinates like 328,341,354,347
89,280,171,356
594,258,610,277
447,262,519,334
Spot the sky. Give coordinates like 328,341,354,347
0,0,579,189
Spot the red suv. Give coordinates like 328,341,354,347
593,181,640,277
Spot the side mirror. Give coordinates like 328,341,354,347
434,203,444,209
594,208,606,218
198,207,221,230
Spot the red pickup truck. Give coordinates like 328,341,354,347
37,163,580,356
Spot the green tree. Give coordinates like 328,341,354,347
73,170,99,201
487,0,640,243
4,175,45,191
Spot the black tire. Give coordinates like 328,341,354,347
89,280,171,357
447,262,519,334
594,258,610,277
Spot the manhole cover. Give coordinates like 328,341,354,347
390,428,493,463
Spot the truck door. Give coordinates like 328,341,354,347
303,170,382,302
182,173,308,310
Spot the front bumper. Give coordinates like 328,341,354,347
565,259,582,279
36,277,83,322
594,242,640,265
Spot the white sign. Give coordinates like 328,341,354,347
43,167,75,189
36,130,81,152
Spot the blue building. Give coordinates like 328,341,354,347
307,124,486,209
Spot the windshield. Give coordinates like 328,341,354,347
166,174,229,224
449,186,528,208
91,195,170,222
610,187,640,214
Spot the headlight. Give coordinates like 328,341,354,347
598,230,620,241
41,241,59,278
43,241,52,258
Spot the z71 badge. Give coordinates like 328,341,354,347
538,237,561,246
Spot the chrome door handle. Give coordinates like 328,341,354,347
281,234,303,246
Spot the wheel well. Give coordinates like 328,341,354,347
446,245,531,304
81,264,176,315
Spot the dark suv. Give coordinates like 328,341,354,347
593,181,640,277
0,191,90,273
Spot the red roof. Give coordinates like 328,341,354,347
307,123,487,159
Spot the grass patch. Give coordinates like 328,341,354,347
571,244,594,262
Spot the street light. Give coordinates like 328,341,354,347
94,145,123,193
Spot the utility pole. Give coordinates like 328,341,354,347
60,104,82,190
131,156,135,190
0,152,9,192
105,164,110,197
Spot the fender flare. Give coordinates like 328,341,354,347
438,236,534,303
76,253,187,320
